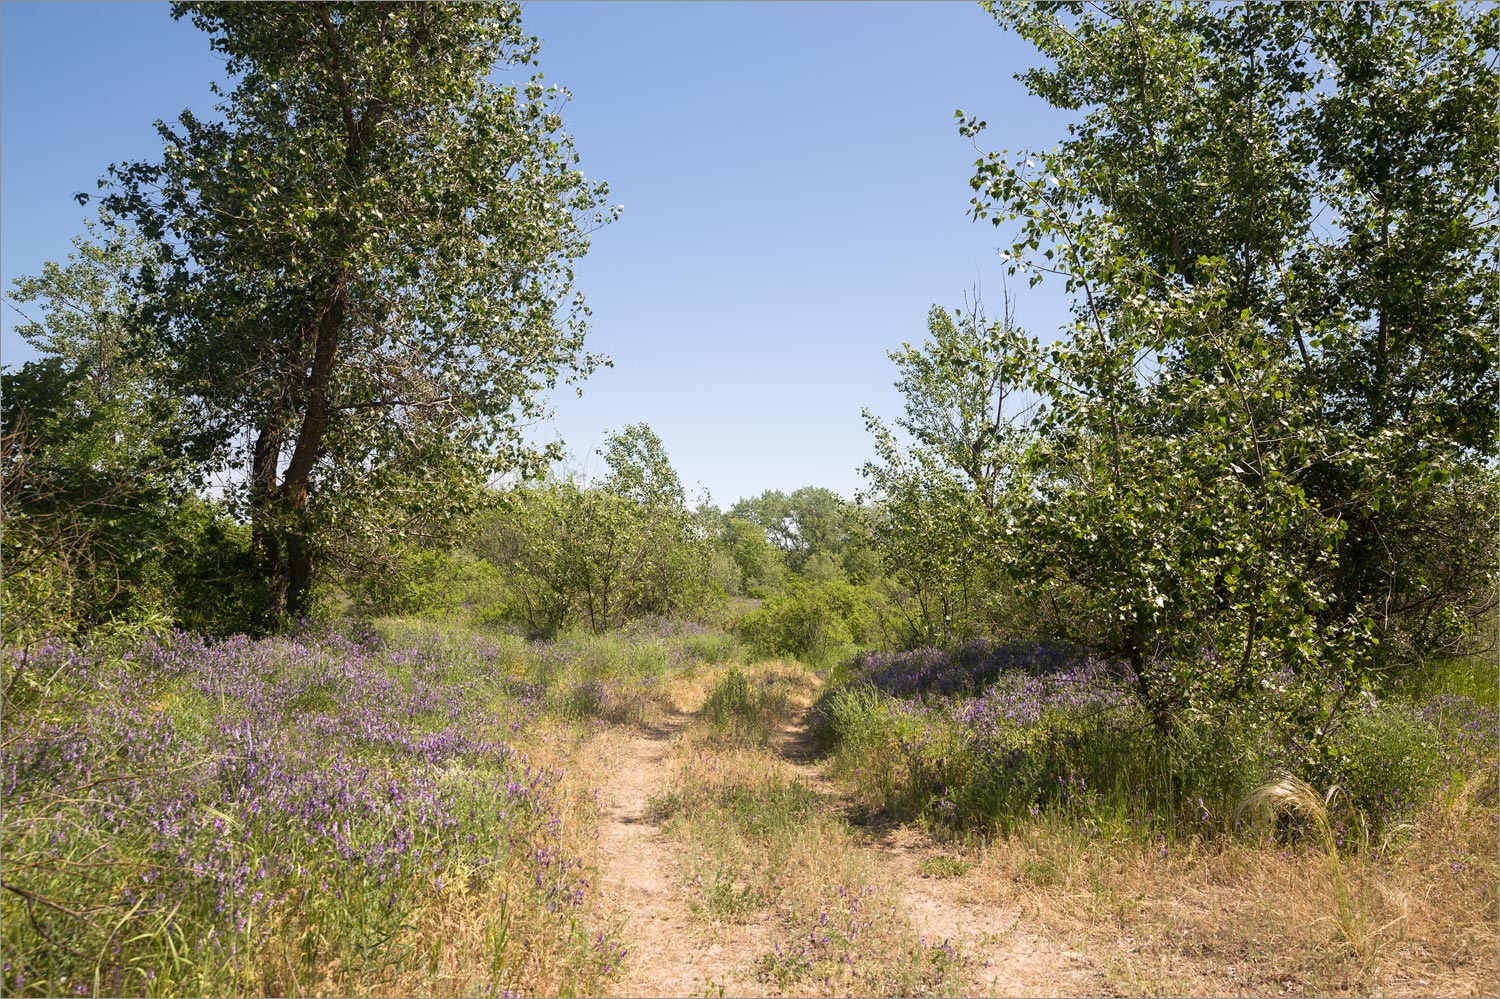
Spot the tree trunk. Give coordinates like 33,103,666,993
248,272,348,625
250,423,286,621
277,278,346,620
286,532,316,620
1126,633,1176,740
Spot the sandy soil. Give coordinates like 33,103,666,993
595,699,1100,998
595,714,772,998
772,692,1106,998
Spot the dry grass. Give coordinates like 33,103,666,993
380,715,625,998
369,631,1497,997
639,659,1497,997
648,664,971,997
1245,773,1376,959
943,796,1498,997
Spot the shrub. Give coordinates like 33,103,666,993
700,665,796,744
821,643,1282,833
1156,717,1270,831
817,635,1492,846
1315,702,1445,838
737,580,878,665
1,496,262,644
683,630,743,665
703,666,754,728
347,546,504,619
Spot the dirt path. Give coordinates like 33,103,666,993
596,695,1100,997
858,822,1106,997
771,691,1103,998
595,714,771,998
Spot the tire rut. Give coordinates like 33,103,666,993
595,713,770,999
595,688,1099,997
769,691,1104,997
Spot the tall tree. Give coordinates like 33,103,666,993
860,294,1032,645
104,3,614,621
960,0,1497,699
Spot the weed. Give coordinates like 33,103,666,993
0,624,623,998
699,664,801,745
917,855,972,879
1021,856,1063,887
1244,773,1377,960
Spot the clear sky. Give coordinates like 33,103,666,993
1,1,1075,506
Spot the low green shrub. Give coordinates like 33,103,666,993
683,630,743,665
737,580,878,666
1313,703,1445,839
917,855,972,878
819,644,1483,846
701,666,796,743
1165,716,1277,832
703,666,753,727
349,546,505,619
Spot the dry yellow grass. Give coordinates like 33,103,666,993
949,798,1497,997
642,663,973,996
614,659,1499,998
379,715,624,999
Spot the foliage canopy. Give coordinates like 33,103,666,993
102,2,615,621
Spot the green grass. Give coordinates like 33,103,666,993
1406,652,1498,709
818,655,1492,847
1,619,677,998
917,855,973,879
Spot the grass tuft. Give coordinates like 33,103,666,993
1244,772,1373,958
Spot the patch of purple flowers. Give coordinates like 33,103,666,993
2,626,619,997
846,639,1091,699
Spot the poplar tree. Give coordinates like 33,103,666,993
106,3,614,620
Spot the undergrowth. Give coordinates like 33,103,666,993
1,619,741,997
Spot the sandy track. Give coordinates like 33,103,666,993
770,692,1100,997
595,698,1098,997
595,715,771,998
862,823,1107,997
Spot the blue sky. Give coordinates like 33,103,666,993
1,1,1075,505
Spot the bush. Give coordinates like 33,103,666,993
817,635,1486,844
1164,715,1277,832
737,580,878,665
473,429,728,636
701,665,796,744
1314,703,1445,838
1,495,262,644
821,684,957,814
347,546,505,619
702,666,754,727
683,631,743,665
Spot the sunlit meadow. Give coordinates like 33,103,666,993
0,620,722,997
